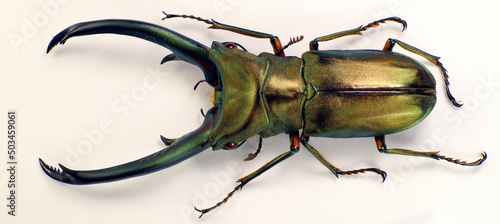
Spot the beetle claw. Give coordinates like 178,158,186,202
379,170,388,183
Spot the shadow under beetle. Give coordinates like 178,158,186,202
40,13,487,217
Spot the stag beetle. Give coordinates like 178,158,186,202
40,13,487,217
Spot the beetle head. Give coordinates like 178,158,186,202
204,42,270,150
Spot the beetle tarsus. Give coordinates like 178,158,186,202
310,17,407,51
162,12,214,25
436,61,463,107
338,168,388,183
375,136,487,167
195,183,243,218
300,133,388,182
436,152,487,166
361,16,407,32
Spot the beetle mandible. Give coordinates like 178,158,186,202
40,13,487,217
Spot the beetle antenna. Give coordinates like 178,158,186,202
275,35,304,55
243,136,263,161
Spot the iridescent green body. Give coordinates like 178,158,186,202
209,44,436,148
209,43,305,148
40,16,485,217
302,50,436,137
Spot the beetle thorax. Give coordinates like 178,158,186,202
207,42,305,149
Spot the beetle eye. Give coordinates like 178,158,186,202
224,142,239,149
223,140,247,150
222,42,248,52
224,43,237,49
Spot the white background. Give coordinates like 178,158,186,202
2,0,499,223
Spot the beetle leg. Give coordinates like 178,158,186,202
310,17,407,50
300,133,387,182
382,38,462,107
375,136,487,166
162,12,287,56
195,132,300,218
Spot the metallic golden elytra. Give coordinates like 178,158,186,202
40,14,486,217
